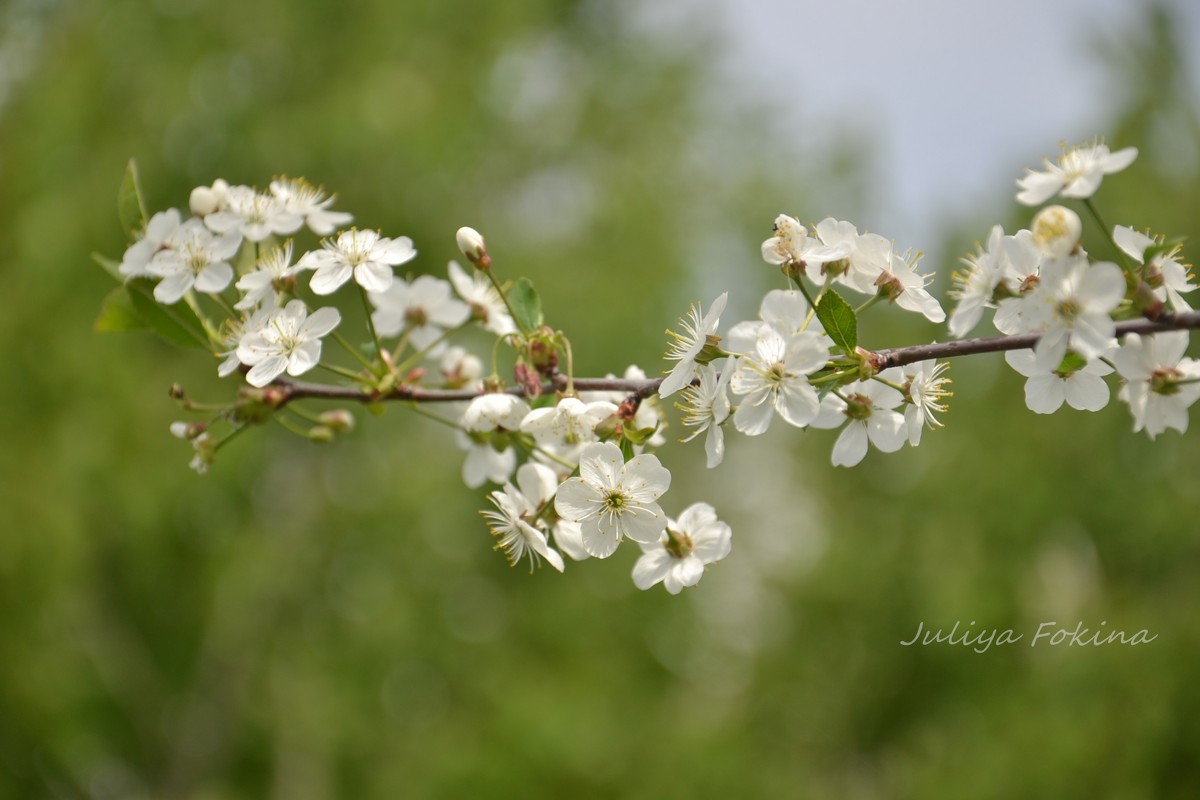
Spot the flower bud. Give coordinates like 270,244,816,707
308,425,335,443
455,226,490,268
190,186,219,216
1031,205,1082,258
318,409,355,433
189,179,229,217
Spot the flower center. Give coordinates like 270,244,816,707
1056,298,1081,321
1150,366,1183,395
843,392,873,421
603,491,627,512
664,527,693,559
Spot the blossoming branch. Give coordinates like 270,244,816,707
96,139,1200,595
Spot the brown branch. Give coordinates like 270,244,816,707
872,311,1200,368
269,310,1200,405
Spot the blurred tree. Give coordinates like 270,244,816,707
2,0,1200,797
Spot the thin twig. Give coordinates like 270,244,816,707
269,311,1200,404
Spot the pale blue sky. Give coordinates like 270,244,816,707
666,0,1200,260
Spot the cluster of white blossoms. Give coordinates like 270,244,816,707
101,137,1200,596
658,219,952,470
946,142,1200,435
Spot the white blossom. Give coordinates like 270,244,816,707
447,260,515,336
678,361,732,468
877,250,946,323
1111,332,1200,439
456,431,517,489
728,325,829,435
234,240,304,311
120,208,182,278
725,289,822,357
202,184,303,242
148,218,240,304
1113,225,1195,311
1016,141,1138,206
761,214,852,279
462,393,530,433
1020,256,1125,359
369,274,470,350
899,360,951,445
520,397,617,464
554,442,670,558
269,177,353,236
235,300,341,387
659,292,727,398
632,502,731,594
1005,347,1113,414
950,226,1041,338
813,218,893,294
811,377,906,467
300,229,417,295
481,463,565,572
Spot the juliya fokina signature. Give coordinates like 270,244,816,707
899,620,1157,654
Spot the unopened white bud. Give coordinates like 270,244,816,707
1031,205,1083,258
189,179,231,217
455,226,489,267
189,186,218,216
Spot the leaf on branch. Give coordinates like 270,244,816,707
92,252,123,282
125,278,209,349
816,290,857,352
118,159,149,238
94,286,144,333
508,277,544,332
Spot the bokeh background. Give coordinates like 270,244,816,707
3,0,1200,796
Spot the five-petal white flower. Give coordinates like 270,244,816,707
1111,332,1200,439
369,274,470,350
554,442,671,558
1016,142,1138,206
1005,347,1113,414
149,218,241,304
447,260,516,336
632,502,731,594
235,299,341,387
728,325,829,435
761,214,853,278
811,377,906,467
269,177,353,236
300,229,417,295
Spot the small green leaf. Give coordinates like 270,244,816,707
126,278,209,349
816,290,857,352
622,424,658,446
508,277,543,332
94,287,144,333
92,252,123,281
118,159,148,237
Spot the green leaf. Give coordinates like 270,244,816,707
94,287,144,333
92,252,123,281
118,159,148,237
621,424,658,446
508,277,543,332
125,278,209,349
815,290,857,352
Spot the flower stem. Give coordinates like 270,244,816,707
333,331,378,373
358,285,387,370
1084,197,1134,273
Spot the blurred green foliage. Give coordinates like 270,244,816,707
2,0,1200,797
